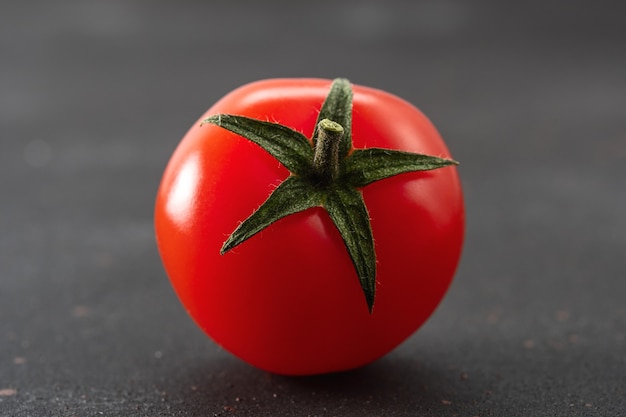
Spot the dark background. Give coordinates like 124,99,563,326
1,1,625,416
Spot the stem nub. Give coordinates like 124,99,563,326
313,119,344,182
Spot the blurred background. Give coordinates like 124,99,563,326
1,1,625,415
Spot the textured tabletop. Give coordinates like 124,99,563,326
1,1,625,416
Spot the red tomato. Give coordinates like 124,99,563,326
155,78,464,375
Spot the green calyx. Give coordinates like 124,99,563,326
201,78,458,313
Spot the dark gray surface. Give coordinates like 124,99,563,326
2,1,625,416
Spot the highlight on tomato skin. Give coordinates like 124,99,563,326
154,77,465,376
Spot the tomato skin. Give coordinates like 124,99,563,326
155,78,464,375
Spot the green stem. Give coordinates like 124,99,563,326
202,78,460,312
312,119,344,182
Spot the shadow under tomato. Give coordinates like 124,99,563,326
160,352,473,416
275,356,459,414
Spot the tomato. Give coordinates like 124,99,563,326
154,78,464,375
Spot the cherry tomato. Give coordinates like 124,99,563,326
155,78,464,375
